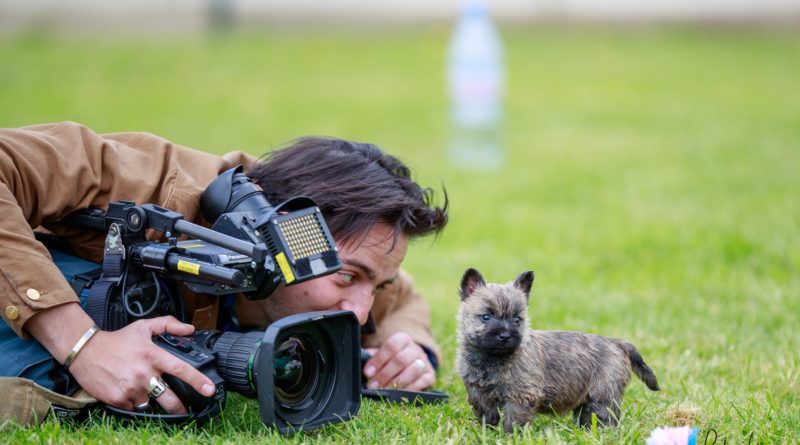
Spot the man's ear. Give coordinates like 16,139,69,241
513,271,534,300
459,268,486,301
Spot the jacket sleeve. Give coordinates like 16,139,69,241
362,270,442,366
0,121,248,338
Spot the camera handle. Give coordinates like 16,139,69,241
63,201,270,263
136,204,269,263
100,332,227,426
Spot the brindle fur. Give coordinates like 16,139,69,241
456,268,659,433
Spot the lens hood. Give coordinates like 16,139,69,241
253,310,361,433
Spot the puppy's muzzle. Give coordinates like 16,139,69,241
480,322,522,356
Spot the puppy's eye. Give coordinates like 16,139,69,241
513,316,522,324
481,314,492,322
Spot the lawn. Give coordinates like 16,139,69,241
1,25,798,444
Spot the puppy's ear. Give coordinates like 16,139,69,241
513,271,534,299
459,268,486,301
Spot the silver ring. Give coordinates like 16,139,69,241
134,401,151,412
414,358,426,372
148,376,168,398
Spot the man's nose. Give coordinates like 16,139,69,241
340,288,372,325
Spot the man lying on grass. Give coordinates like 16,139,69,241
0,121,447,420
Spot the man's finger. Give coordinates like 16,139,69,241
154,347,216,398
369,347,417,388
130,396,152,413
364,333,413,377
153,387,188,414
144,316,195,337
391,358,428,389
406,370,436,392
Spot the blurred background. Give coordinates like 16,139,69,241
1,0,799,439
3,0,800,32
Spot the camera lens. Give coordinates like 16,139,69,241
273,335,318,405
254,311,361,433
210,331,263,398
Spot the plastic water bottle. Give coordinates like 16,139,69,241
447,0,505,170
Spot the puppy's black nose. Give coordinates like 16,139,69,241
497,331,511,342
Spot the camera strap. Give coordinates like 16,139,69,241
85,251,124,331
68,269,101,298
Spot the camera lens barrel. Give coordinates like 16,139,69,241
211,331,263,398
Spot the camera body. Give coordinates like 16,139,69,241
152,332,227,424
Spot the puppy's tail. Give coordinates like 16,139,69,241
616,340,660,391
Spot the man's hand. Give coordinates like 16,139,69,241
27,303,215,414
363,332,435,391
68,317,217,414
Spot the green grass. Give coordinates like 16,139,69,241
1,26,799,443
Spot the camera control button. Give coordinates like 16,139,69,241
160,333,176,343
176,342,194,353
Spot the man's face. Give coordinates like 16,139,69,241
262,223,407,325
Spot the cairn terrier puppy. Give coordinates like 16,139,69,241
456,268,659,433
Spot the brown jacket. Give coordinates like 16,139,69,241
0,121,440,357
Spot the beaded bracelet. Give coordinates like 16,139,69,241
63,325,99,369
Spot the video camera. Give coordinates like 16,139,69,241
65,166,446,432
66,166,360,432
105,310,361,433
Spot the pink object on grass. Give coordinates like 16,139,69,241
646,426,699,445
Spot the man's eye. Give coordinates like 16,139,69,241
481,314,492,322
339,273,356,284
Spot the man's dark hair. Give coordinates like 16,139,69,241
248,137,448,246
